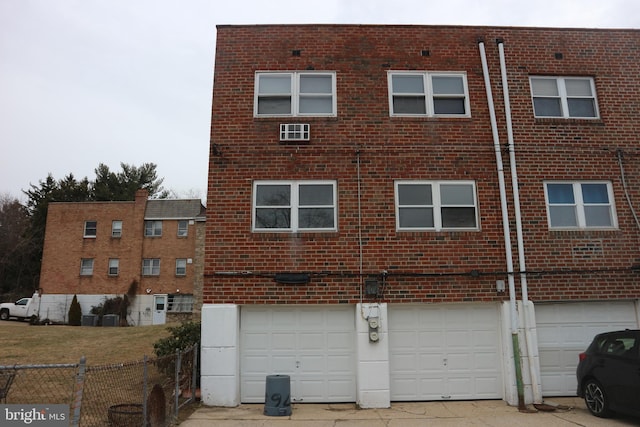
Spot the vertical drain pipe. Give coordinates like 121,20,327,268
497,39,541,403
478,39,525,410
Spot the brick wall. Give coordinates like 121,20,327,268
40,192,198,298
205,25,640,304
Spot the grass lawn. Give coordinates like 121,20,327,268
0,320,172,366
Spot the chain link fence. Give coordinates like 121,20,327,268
0,344,198,427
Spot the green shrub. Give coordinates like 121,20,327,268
153,321,201,357
153,321,201,384
68,295,82,326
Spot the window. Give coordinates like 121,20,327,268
144,220,162,237
175,259,187,276
388,72,470,117
167,294,194,313
108,259,119,276
255,72,336,116
84,221,97,238
111,220,122,238
177,220,188,237
545,182,616,229
80,258,94,276
530,76,598,118
395,181,478,231
142,258,161,276
253,181,337,232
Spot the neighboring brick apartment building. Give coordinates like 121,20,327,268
201,24,640,408
38,189,206,326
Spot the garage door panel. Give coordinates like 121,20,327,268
390,354,416,373
327,331,352,348
272,332,297,349
536,301,638,397
389,304,503,401
243,355,271,373
418,331,445,349
420,354,445,368
327,355,353,373
271,355,296,373
327,379,356,400
474,352,501,370
447,353,472,371
241,306,356,403
298,332,325,349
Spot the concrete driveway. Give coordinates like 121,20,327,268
180,397,639,426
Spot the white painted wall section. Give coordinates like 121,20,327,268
356,303,390,408
200,304,240,407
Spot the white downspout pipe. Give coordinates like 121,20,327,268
478,40,525,409
497,40,542,404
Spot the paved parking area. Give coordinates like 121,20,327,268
180,397,639,426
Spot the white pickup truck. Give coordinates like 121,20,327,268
0,292,40,321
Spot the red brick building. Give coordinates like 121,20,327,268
38,189,205,325
201,24,640,407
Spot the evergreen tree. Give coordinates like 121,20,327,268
68,295,82,326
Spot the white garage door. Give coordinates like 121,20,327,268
536,301,638,397
240,305,356,403
389,304,503,401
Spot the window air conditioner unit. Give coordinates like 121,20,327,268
280,123,310,142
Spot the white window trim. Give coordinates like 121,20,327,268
108,258,119,276
252,180,338,232
254,71,337,117
111,220,122,238
84,221,97,238
144,220,163,237
175,259,187,276
142,258,161,276
80,258,94,276
530,76,599,119
388,71,471,117
177,220,188,237
395,180,479,231
544,181,617,230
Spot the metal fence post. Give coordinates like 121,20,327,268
143,355,148,427
191,343,198,403
71,356,86,427
174,349,182,419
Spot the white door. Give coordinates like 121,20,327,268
536,301,638,396
389,304,503,401
240,305,356,403
152,295,167,325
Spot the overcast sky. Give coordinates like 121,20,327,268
1,0,639,203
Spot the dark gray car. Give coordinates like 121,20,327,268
576,329,640,418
